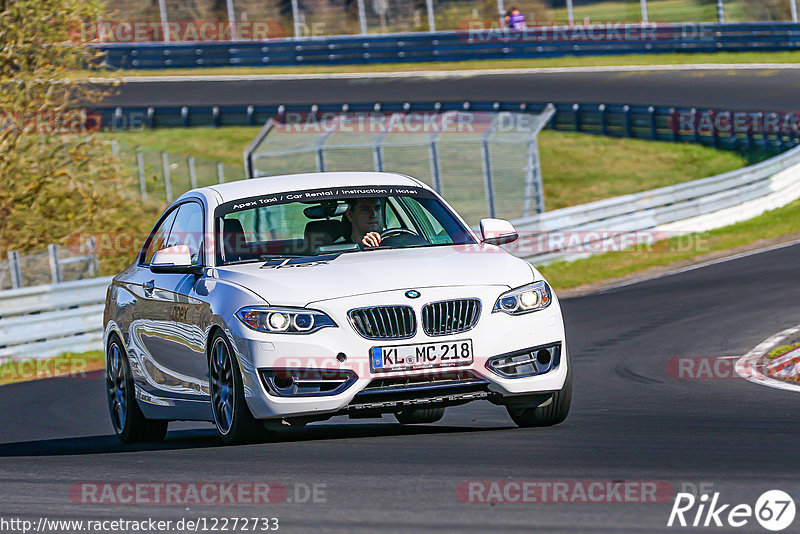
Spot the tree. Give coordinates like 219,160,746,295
0,0,160,274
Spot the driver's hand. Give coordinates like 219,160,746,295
362,232,382,248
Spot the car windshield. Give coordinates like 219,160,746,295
214,185,476,265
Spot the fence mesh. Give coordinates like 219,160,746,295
97,0,786,40
249,111,546,226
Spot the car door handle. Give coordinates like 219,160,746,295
143,280,155,293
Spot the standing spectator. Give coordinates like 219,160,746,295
504,7,526,31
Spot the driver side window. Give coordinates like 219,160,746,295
143,209,178,265
167,202,204,265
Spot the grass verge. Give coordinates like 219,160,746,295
768,343,800,359
0,351,105,387
77,51,800,79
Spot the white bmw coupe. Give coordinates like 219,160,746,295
103,172,571,444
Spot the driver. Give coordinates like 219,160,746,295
343,197,384,248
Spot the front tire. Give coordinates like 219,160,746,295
506,367,572,428
394,406,446,424
209,331,263,444
106,335,168,443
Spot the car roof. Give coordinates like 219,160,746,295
189,171,428,204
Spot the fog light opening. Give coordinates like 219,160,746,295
536,349,551,367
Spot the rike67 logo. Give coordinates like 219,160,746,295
668,490,796,531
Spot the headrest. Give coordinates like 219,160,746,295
303,219,343,241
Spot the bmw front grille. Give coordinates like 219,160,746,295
348,306,417,340
421,298,481,336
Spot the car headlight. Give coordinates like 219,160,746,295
236,307,337,334
492,281,552,315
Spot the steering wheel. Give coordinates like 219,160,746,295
380,228,419,240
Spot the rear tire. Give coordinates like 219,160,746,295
106,335,168,443
394,406,446,424
209,331,264,445
506,367,572,428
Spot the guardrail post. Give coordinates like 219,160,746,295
648,106,658,140
161,151,173,202
716,0,725,23
792,0,799,23
247,105,255,126
48,244,62,284
136,147,148,202
217,162,225,184
8,251,22,289
640,0,648,23
181,106,190,127
146,107,155,129
573,103,581,132
188,156,198,189
212,106,220,127
623,105,632,138
599,104,607,136
481,139,496,219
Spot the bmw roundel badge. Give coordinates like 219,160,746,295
405,290,421,299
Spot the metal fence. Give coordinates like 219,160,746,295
244,107,554,224
96,0,799,43
109,140,245,203
0,240,99,291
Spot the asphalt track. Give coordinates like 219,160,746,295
2,241,800,532
100,66,800,111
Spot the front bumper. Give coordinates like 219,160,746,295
228,286,568,420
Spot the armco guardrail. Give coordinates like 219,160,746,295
96,101,797,154
95,22,800,69
513,143,800,264
0,277,111,361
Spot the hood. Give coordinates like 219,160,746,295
215,244,535,307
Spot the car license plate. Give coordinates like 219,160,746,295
370,340,473,372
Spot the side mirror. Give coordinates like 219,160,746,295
150,245,200,274
480,218,519,245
